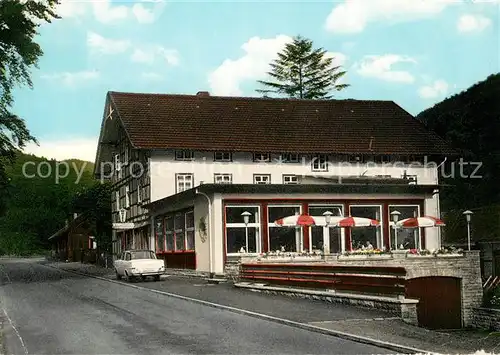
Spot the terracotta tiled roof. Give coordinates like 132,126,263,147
108,91,456,155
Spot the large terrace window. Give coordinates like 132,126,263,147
155,211,194,252
308,205,344,253
349,205,383,250
225,205,260,254
268,205,302,252
389,205,420,250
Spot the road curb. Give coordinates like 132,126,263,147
44,264,431,354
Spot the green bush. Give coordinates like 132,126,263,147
483,286,500,309
0,231,46,256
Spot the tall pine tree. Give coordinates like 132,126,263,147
256,35,349,99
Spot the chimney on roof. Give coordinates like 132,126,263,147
196,91,210,97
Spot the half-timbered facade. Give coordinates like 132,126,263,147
94,90,457,273
95,96,152,256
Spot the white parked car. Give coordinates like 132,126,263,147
114,249,165,281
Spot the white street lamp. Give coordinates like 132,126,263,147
391,210,401,249
322,211,333,256
323,211,333,225
241,211,252,253
463,210,473,251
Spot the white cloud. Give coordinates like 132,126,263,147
131,48,155,64
55,0,165,24
23,138,98,162
40,70,99,87
208,35,293,96
457,14,492,33
158,48,180,66
87,32,131,54
92,0,129,23
132,3,157,24
56,0,87,18
131,46,180,66
325,52,348,68
355,54,416,83
418,79,449,99
325,0,456,34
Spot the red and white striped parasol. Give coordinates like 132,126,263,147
336,216,380,227
274,214,342,226
396,216,445,228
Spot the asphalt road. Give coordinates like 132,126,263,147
0,258,391,355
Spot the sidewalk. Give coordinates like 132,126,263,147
44,261,500,354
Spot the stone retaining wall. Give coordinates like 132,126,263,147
472,308,500,331
330,251,482,327
227,251,483,327
235,283,419,325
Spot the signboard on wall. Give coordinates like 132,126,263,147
112,223,135,230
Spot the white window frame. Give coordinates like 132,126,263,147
124,146,129,165
253,153,270,162
114,154,121,173
282,174,298,184
348,204,384,250
282,153,300,163
214,152,232,162
311,154,328,172
175,150,194,161
253,174,271,184
267,204,303,252
174,212,185,251
308,204,345,253
115,191,120,210
388,204,421,250
185,211,195,251
137,184,142,204
225,205,261,255
165,215,174,251
214,173,232,184
125,186,130,208
176,173,193,193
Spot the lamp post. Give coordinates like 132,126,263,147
241,211,252,253
463,210,473,251
390,210,401,250
323,211,333,255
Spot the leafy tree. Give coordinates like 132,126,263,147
0,0,60,216
417,73,500,243
256,35,349,99
0,152,95,255
70,182,113,252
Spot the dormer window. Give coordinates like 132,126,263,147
175,150,194,161
214,152,232,162
253,153,270,162
311,154,328,172
281,153,300,163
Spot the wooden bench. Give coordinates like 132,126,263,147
239,263,407,297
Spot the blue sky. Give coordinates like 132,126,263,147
15,0,499,162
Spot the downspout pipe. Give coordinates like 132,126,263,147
195,189,214,278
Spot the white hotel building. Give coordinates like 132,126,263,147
94,90,457,275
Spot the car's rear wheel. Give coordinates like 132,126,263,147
115,270,122,280
154,275,160,281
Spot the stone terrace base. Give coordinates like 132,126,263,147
235,282,419,325
472,308,500,331
226,251,483,329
